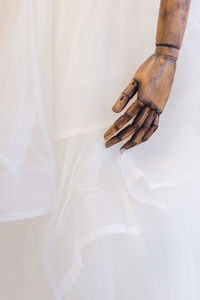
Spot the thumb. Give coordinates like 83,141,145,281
112,79,138,113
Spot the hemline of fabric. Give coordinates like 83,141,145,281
0,205,54,222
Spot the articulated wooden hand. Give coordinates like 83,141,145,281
104,0,191,151
104,53,176,150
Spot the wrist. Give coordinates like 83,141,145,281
155,44,179,60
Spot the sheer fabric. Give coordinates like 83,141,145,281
0,0,200,299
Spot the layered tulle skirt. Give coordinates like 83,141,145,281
0,0,200,299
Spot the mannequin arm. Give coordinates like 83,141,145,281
104,0,191,151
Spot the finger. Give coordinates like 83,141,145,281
104,99,144,140
120,110,156,150
132,105,151,128
105,105,150,148
141,113,160,143
112,79,139,113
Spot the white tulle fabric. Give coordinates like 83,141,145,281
0,0,200,299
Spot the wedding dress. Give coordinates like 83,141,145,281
0,0,200,299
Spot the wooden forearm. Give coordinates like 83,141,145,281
155,0,191,59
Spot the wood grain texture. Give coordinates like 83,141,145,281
133,54,176,114
156,0,191,49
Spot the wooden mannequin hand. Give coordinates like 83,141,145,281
104,52,176,151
